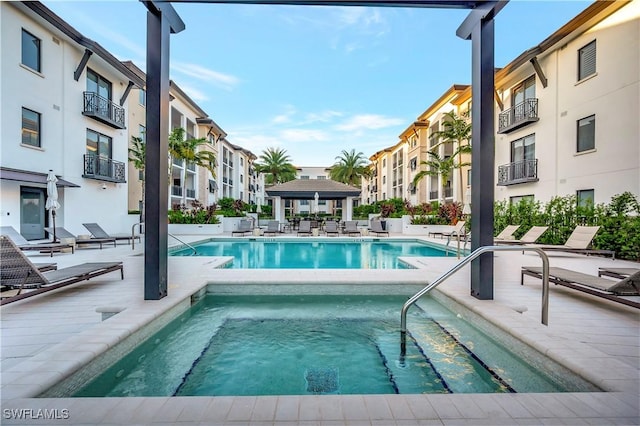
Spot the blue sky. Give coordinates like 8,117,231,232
45,0,590,166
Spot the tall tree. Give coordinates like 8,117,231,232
412,148,471,202
255,147,297,185
430,111,472,203
128,135,146,221
329,149,369,186
168,127,216,206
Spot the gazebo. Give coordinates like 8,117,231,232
265,179,361,222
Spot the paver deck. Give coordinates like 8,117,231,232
1,233,638,425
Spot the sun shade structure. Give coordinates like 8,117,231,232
141,0,505,300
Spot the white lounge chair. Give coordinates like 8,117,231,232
494,225,521,242
526,225,614,258
495,226,548,245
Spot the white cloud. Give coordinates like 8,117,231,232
171,62,240,91
176,83,209,103
303,110,343,124
280,129,330,142
271,105,297,124
334,114,404,132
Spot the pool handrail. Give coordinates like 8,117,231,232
168,233,197,255
400,245,550,357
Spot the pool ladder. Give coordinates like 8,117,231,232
130,223,197,255
400,245,550,358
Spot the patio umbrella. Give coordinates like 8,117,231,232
314,192,319,215
462,186,471,215
45,170,60,242
256,197,262,214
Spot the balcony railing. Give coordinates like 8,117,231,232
82,92,126,129
171,186,182,196
444,187,453,198
429,190,439,200
83,154,126,183
498,98,539,134
186,188,196,198
497,158,539,186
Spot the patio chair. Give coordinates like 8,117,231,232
83,223,141,245
598,267,640,280
495,226,548,245
493,225,521,242
521,266,640,309
0,236,123,305
369,220,389,237
0,226,74,257
343,221,361,236
324,220,339,236
428,221,466,239
526,225,614,259
263,221,281,236
297,220,312,236
232,220,253,236
46,227,116,249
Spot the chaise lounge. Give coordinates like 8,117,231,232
369,220,389,237
526,225,614,258
83,223,141,245
263,220,281,236
493,225,521,242
0,236,124,305
232,219,253,236
597,267,640,280
46,227,116,249
1,226,74,257
495,226,548,245
521,266,640,309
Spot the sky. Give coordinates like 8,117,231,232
44,0,591,167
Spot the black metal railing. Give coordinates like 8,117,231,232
497,158,538,185
83,154,126,182
82,92,126,129
171,186,182,196
498,98,539,133
186,188,196,198
429,190,439,200
444,187,453,198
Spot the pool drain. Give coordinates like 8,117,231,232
305,367,339,394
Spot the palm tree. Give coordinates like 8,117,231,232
168,127,216,206
412,147,471,202
329,149,369,186
430,111,472,202
255,147,297,185
128,135,146,221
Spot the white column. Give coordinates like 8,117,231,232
344,197,354,221
273,196,282,222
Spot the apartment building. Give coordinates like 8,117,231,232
294,167,334,215
0,1,145,238
365,0,639,208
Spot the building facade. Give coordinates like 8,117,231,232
1,2,144,238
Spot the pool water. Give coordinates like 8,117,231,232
170,240,447,268
73,295,578,397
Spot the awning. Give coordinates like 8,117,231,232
0,167,80,187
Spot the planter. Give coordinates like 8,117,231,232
168,223,223,235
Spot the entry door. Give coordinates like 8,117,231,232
20,187,46,240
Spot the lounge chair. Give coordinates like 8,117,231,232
0,226,74,257
0,236,123,305
343,221,361,236
526,225,615,259
297,220,312,236
598,267,640,280
46,227,116,249
324,220,340,236
369,220,389,237
521,266,640,309
494,225,521,242
83,223,141,245
232,220,253,236
430,221,466,239
263,221,281,236
495,226,548,245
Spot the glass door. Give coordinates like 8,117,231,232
20,187,46,240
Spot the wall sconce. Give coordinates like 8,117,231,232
101,183,107,190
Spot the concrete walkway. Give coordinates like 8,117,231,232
1,233,638,425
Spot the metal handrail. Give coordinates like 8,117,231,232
131,222,144,250
400,245,550,356
168,233,197,255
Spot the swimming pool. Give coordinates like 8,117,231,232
170,239,450,268
72,293,592,397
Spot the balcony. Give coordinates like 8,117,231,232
171,186,182,196
82,92,126,129
83,154,126,183
186,188,196,198
498,98,539,134
497,159,539,186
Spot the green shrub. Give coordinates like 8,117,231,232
168,202,220,224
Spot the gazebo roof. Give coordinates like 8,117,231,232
265,179,361,199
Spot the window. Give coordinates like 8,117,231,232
318,200,326,205
139,125,146,142
171,107,182,130
410,157,417,171
22,108,41,147
578,40,596,81
317,176,326,180
139,89,146,106
21,29,41,72
86,129,112,159
382,176,386,184
87,69,112,101
510,195,534,205
382,159,386,167
300,175,309,180
511,75,535,107
577,115,595,152
300,200,309,206
511,134,535,162
186,119,195,140
577,189,594,208
240,175,243,183
429,122,439,147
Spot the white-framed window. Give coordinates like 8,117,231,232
577,189,594,208
510,195,534,205
577,115,595,152
578,40,596,81
22,107,41,147
511,134,535,162
139,125,146,142
139,89,146,106
21,29,41,72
